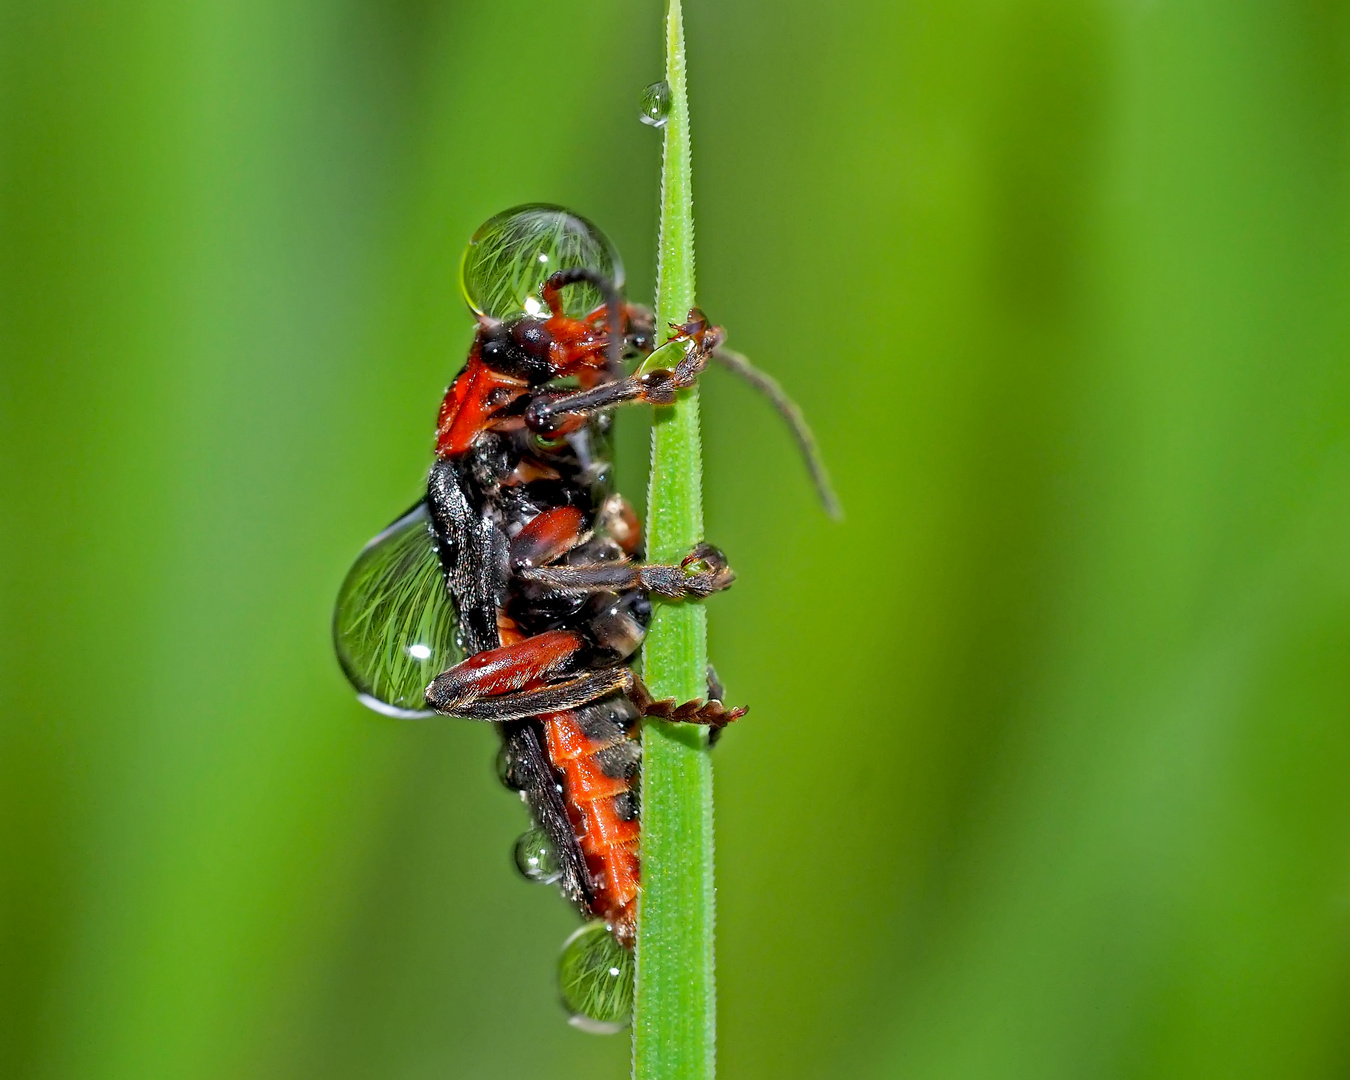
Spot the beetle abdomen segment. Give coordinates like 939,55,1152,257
542,705,642,944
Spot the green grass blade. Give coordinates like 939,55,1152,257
633,1,715,1078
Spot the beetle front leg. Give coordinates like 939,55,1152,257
525,309,723,434
517,542,734,599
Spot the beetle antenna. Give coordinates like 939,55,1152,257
542,267,624,379
711,348,843,520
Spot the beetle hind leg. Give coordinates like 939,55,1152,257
628,673,747,734
426,634,746,734
424,607,746,734
705,663,733,747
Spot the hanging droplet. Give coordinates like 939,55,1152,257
558,922,634,1034
460,204,623,321
496,743,525,791
638,80,672,128
513,827,561,884
333,502,463,718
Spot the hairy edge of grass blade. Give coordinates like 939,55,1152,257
633,2,715,1079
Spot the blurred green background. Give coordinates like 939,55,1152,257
4,1,1350,1077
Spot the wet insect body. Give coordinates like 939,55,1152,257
424,300,746,944
333,205,833,958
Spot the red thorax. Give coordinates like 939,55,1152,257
434,308,619,460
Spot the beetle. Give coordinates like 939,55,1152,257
334,204,835,950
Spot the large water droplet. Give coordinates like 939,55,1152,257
638,80,672,127
513,827,562,884
333,502,463,718
558,922,633,1034
460,204,623,321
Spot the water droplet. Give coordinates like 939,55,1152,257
496,743,525,790
513,827,561,884
460,204,623,321
638,80,672,128
558,922,633,1033
333,502,463,717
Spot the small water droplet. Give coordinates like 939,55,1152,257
460,204,622,321
638,80,672,127
333,503,463,718
558,922,633,1034
514,827,561,884
495,744,524,790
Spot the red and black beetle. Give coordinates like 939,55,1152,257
334,204,834,951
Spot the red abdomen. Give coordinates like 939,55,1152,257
541,709,641,943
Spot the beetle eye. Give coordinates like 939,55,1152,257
512,319,553,358
460,204,623,320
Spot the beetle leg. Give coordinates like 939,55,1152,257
430,663,744,729
427,629,588,715
627,672,747,733
706,664,730,748
427,625,641,721
524,308,722,434
426,628,746,730
541,267,651,379
517,542,734,599
705,663,727,704
432,668,637,721
508,506,590,570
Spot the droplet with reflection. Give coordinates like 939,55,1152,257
460,204,623,321
513,827,562,884
496,743,526,791
638,80,672,128
332,502,462,717
558,922,634,1034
